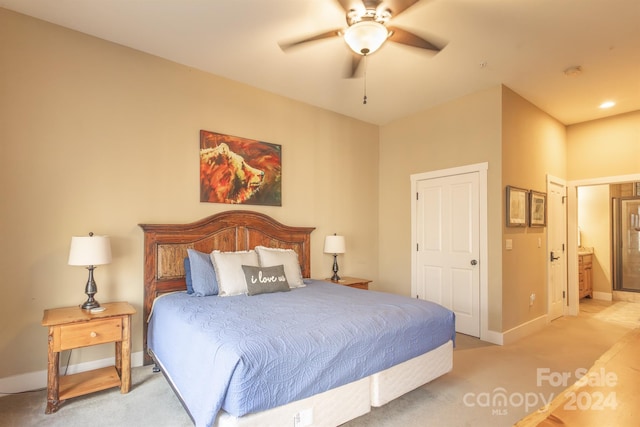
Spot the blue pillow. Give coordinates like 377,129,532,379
184,257,194,294
187,249,219,296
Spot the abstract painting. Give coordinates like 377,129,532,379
200,130,281,206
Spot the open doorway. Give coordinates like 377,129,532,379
577,185,610,302
576,181,640,306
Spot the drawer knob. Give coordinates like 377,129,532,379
90,331,97,338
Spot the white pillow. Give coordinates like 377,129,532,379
210,250,259,296
255,246,304,288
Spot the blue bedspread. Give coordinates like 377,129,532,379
148,280,455,427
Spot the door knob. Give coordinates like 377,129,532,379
470,259,478,266
550,251,560,261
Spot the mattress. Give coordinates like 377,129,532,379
208,340,453,426
148,280,455,427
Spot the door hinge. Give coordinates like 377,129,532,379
416,243,419,251
416,192,419,200
562,196,566,204
563,291,566,299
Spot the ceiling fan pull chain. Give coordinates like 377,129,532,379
363,54,368,105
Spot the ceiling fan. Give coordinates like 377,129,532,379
279,0,444,77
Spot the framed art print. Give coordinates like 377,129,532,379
529,190,547,227
199,130,281,206
506,186,528,227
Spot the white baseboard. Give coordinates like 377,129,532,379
593,292,613,301
0,351,144,397
481,329,504,345
502,314,547,346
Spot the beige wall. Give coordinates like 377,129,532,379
567,111,640,181
501,87,566,331
0,9,379,377
379,86,504,331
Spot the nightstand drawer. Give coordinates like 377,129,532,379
54,318,122,351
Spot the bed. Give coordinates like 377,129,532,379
140,210,454,427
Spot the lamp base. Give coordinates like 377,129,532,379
81,266,101,310
330,254,341,282
81,298,100,310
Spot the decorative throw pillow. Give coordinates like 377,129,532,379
210,250,259,297
242,265,290,296
187,249,219,296
254,246,305,288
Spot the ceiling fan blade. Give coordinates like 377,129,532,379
278,29,342,51
387,26,442,52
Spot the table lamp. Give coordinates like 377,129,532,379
324,234,346,282
68,232,112,310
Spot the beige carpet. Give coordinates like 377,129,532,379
1,299,637,427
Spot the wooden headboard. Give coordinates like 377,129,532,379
139,210,315,365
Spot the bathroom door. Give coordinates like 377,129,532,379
613,197,640,291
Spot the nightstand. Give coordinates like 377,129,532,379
41,301,136,414
327,277,371,290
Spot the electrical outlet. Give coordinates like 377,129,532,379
529,293,536,307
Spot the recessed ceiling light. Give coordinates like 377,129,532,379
599,101,616,109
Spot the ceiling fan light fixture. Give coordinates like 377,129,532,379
344,21,389,56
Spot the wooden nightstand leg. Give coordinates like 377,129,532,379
115,341,122,376
45,329,60,414
120,314,131,393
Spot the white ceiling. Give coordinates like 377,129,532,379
2,0,639,125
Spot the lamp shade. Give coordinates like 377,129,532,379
343,21,389,55
68,234,112,266
324,235,346,254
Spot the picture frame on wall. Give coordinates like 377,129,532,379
199,130,282,206
529,190,547,227
506,186,528,227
